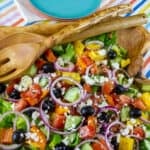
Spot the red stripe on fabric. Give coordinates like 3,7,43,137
130,0,137,4
143,57,150,69
12,18,24,26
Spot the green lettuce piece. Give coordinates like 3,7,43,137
62,43,75,61
52,45,64,55
125,87,139,98
16,117,27,131
139,138,150,150
0,113,15,128
49,133,62,149
63,133,80,146
0,98,12,114
104,32,116,47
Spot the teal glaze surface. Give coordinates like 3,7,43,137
29,0,101,19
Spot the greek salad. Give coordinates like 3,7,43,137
0,32,150,150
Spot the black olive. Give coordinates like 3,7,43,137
98,112,110,123
53,88,62,98
0,83,6,94
24,109,35,117
9,89,20,99
113,84,126,94
12,130,25,144
107,50,117,59
55,143,73,150
111,136,119,149
80,106,95,117
42,62,55,73
129,107,142,118
42,99,55,112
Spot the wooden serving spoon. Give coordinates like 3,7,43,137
0,14,147,50
0,4,132,49
0,4,131,36
0,21,73,38
117,26,150,76
0,4,131,82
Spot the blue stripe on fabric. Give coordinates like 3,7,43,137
0,0,14,11
146,70,150,78
146,22,150,29
126,0,146,16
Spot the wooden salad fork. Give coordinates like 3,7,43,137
0,4,131,49
0,4,132,82
0,14,147,50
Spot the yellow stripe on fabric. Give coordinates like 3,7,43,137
138,3,150,13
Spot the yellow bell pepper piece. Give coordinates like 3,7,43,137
141,92,150,110
141,111,149,120
121,59,131,68
88,50,105,61
62,72,81,82
55,106,70,115
86,43,102,50
119,136,134,150
74,40,85,56
127,118,141,126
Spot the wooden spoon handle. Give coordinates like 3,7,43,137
0,21,73,36
62,14,147,43
43,4,131,48
141,30,150,55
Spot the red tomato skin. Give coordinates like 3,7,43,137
28,84,42,99
119,95,131,105
21,84,42,106
92,140,109,150
88,116,97,129
35,59,46,69
81,55,93,66
132,98,146,110
102,81,114,95
79,125,96,139
52,114,66,129
133,127,145,139
104,94,115,106
14,99,28,111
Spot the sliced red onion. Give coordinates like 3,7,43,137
98,106,119,122
112,69,133,88
85,64,94,76
135,139,139,150
0,143,21,150
40,99,84,135
129,134,143,140
105,121,125,150
0,111,30,150
74,139,101,150
55,60,75,72
0,111,30,132
85,64,112,79
2,91,18,103
140,117,150,124
75,134,107,150
50,77,84,106
21,107,50,141
98,106,119,114
85,40,104,48
21,107,39,113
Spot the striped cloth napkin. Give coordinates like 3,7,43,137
0,0,26,26
0,0,150,78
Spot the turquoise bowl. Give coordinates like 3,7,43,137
29,0,101,19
